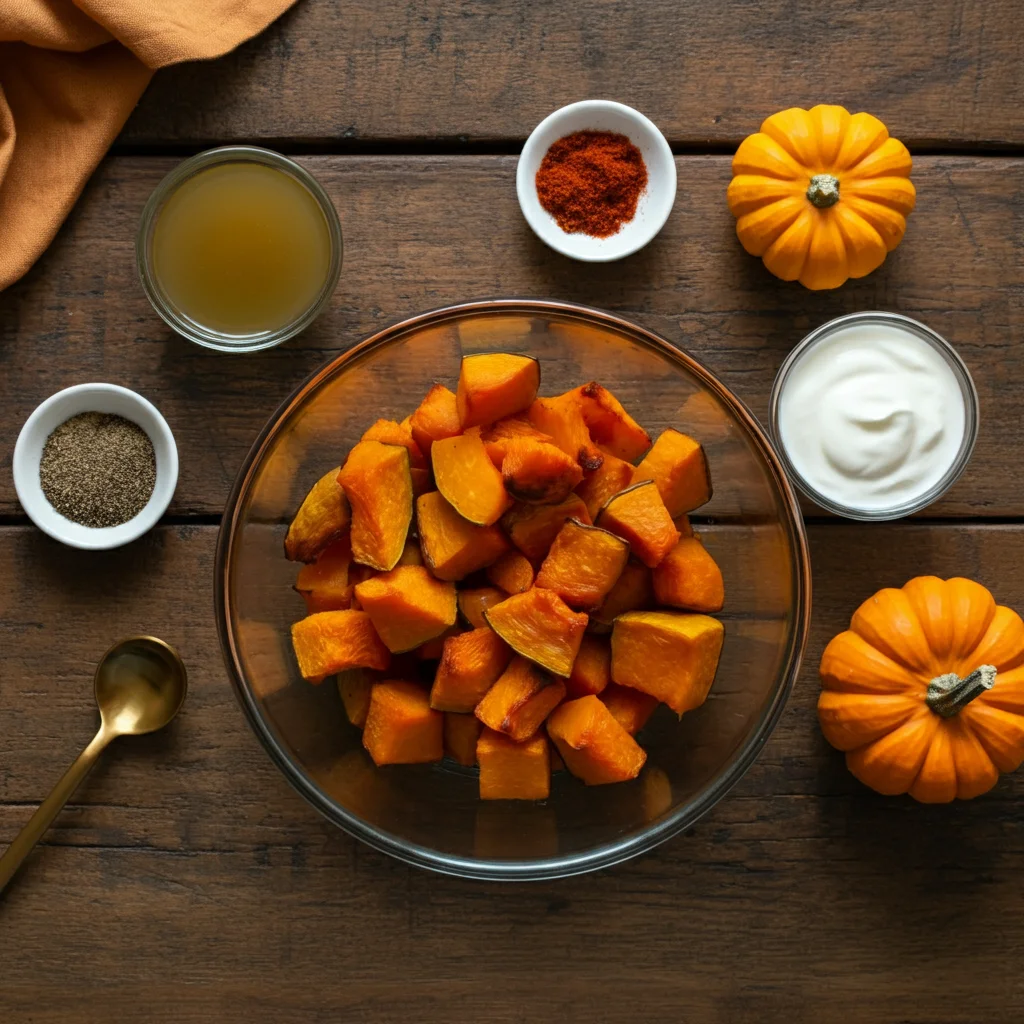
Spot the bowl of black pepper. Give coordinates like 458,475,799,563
13,384,178,549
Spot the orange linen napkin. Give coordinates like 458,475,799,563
0,0,298,291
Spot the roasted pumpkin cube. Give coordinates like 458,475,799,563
575,452,636,520
600,682,659,735
361,417,426,468
444,712,483,767
409,383,461,455
632,428,712,515
291,609,391,682
527,393,603,471
285,467,349,562
337,669,373,727
481,416,556,467
396,538,424,566
458,586,508,629
295,536,352,613
484,587,588,677
477,728,550,800
337,440,413,571
363,680,443,765
546,695,646,785
566,634,611,699
502,495,592,562
430,626,512,712
611,611,724,715
501,437,583,505
457,353,540,427
590,560,654,629
535,518,630,610
416,490,509,581
432,427,513,526
475,656,566,741
486,550,535,595
354,565,457,653
674,514,694,537
410,466,433,498
596,480,679,568
574,382,651,462
652,535,725,612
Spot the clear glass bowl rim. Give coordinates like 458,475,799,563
769,311,980,521
136,145,343,353
215,298,813,880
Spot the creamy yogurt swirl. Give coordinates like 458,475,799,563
777,322,966,511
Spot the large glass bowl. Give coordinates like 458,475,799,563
216,300,811,880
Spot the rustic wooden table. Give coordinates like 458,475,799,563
2,2,1023,1021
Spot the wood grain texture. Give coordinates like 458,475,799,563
1,154,1020,517
118,0,1024,148
3,523,1024,1023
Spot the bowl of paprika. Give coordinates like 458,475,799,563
517,100,677,262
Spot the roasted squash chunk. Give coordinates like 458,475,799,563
409,383,461,455
396,538,424,566
486,550,535,595
652,535,725,612
475,656,566,741
458,586,508,629
591,560,654,629
596,480,680,568
527,393,604,471
430,626,512,712
432,427,513,526
502,495,592,562
457,353,540,427
291,609,391,682
337,440,413,571
285,467,350,562
535,518,630,610
361,417,426,468
566,634,611,699
484,587,588,677
575,452,636,520
600,682,659,735
546,695,647,785
632,428,712,515
481,416,555,467
501,437,583,504
363,680,443,765
295,536,352,613
477,728,551,800
674,514,694,537
337,669,373,727
444,712,483,767
416,490,510,580
354,565,457,653
416,626,462,660
611,611,724,715
575,382,651,462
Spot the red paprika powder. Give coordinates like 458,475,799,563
534,130,648,238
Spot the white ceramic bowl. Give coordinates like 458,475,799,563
13,384,178,550
516,100,677,262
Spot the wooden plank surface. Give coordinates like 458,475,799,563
2,154,1021,518
119,0,1024,149
2,522,1024,1022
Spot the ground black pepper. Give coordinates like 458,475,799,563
39,412,156,528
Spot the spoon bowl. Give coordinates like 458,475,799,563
95,636,188,736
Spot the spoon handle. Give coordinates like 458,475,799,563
0,726,113,894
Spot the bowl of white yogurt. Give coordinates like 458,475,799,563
770,312,979,520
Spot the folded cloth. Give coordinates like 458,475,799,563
0,0,298,290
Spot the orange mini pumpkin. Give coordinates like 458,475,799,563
727,104,916,290
819,576,1024,803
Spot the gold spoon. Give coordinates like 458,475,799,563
0,636,187,893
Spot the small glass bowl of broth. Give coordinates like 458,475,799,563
137,147,342,352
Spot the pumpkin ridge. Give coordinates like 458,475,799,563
960,703,1024,774
842,177,917,215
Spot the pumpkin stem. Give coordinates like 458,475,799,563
926,665,997,718
806,174,840,208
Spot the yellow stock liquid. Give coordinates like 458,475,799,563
150,162,333,337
